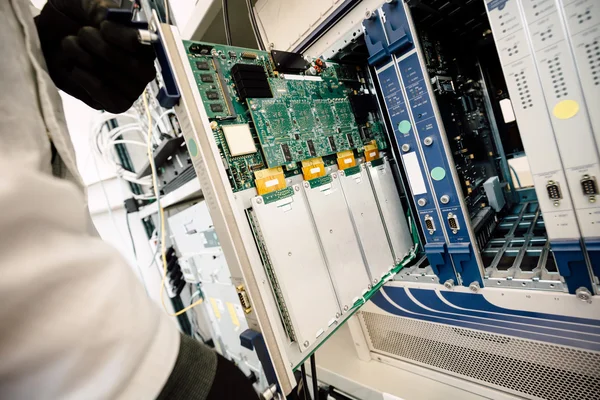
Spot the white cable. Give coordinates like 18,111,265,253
153,110,176,137
110,139,149,147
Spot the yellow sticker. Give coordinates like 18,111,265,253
209,298,221,320
226,302,241,327
553,100,579,120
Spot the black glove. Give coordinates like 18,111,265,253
35,0,156,113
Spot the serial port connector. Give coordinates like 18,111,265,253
581,175,598,196
546,180,562,200
236,285,252,314
447,213,460,233
424,215,436,234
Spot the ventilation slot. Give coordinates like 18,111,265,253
547,57,567,98
515,71,532,109
360,312,600,400
586,40,599,86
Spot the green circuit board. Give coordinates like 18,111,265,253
183,40,388,192
248,78,363,167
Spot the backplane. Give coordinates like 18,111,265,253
139,0,600,397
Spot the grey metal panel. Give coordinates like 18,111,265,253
483,177,506,212
251,186,341,351
201,282,264,380
168,201,215,255
338,165,395,284
302,174,371,313
367,158,413,263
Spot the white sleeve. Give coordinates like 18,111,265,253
0,156,180,400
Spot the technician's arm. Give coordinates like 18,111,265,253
0,155,181,399
0,155,258,399
0,0,259,398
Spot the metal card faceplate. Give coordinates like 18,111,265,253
338,166,395,283
367,158,414,262
201,282,263,379
168,201,216,255
302,175,371,313
485,1,581,241
251,186,341,351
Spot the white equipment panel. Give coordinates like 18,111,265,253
485,0,581,241
558,0,600,154
520,0,600,238
302,174,371,314
251,186,341,352
338,165,396,284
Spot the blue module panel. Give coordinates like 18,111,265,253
376,63,457,285
396,53,482,286
363,2,484,287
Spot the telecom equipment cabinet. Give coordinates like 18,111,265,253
147,0,600,397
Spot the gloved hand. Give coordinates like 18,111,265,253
35,0,156,113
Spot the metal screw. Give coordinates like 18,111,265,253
329,229,333,233
339,170,345,176
269,42,275,49
373,278,378,284
294,185,300,191
304,182,310,188
590,196,596,203
332,173,337,179
423,136,433,146
444,279,454,290
576,287,592,302
368,284,373,290
256,197,263,204
344,305,349,311
469,282,480,292
335,312,340,318
440,195,450,204
417,198,427,207
401,144,410,152
303,341,309,348
288,252,292,256
553,200,560,207
365,10,374,19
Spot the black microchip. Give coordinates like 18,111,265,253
281,144,292,162
200,74,214,83
196,61,209,70
328,136,337,152
228,51,236,58
210,103,224,112
206,91,219,100
307,140,316,157
230,63,272,100
294,134,300,140
347,134,354,148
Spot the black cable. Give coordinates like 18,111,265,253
125,212,138,260
222,0,233,45
300,363,310,400
245,0,265,50
310,354,318,400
